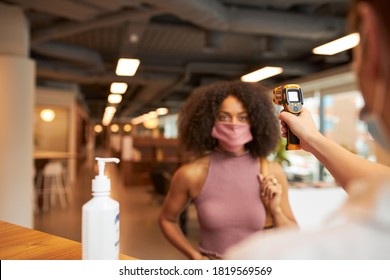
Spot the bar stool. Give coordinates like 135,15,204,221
38,161,72,211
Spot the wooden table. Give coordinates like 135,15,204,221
33,151,77,160
0,220,136,260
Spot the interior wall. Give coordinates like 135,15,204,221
35,86,78,183
35,105,69,152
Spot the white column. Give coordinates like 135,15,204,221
0,4,35,228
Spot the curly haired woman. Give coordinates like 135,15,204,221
159,80,298,259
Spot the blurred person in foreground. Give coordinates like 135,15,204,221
225,0,390,259
159,81,297,260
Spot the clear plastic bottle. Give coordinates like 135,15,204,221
82,157,120,260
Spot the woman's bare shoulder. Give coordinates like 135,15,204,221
268,160,284,173
268,160,289,185
172,154,210,196
176,154,210,179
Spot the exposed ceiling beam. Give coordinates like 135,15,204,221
223,0,349,6
119,82,173,117
228,8,345,39
36,62,178,85
31,9,158,45
80,0,134,12
7,0,101,21
32,42,105,71
144,0,345,40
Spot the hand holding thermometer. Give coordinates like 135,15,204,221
273,84,304,150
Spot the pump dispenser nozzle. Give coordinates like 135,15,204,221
92,157,120,193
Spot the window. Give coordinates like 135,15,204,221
281,89,375,185
323,91,376,161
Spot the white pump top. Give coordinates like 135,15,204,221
92,157,120,192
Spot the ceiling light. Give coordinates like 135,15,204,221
313,33,360,55
110,82,128,94
129,33,139,44
131,117,143,125
110,124,120,133
143,118,159,129
108,94,122,104
102,106,116,126
94,124,103,133
123,124,132,132
241,66,283,82
156,107,168,115
105,106,116,114
102,116,113,126
147,111,158,118
40,109,56,122
115,58,140,76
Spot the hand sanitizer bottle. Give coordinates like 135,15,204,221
82,157,120,260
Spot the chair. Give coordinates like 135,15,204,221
149,170,170,205
36,161,72,211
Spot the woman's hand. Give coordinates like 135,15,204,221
259,174,282,214
191,252,211,260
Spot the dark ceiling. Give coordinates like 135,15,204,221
1,0,353,123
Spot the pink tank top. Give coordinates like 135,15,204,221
194,149,266,258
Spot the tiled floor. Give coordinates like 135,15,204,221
34,151,200,260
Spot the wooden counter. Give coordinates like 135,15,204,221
0,220,136,260
33,151,77,160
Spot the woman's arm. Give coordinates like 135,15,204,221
279,108,390,191
158,165,207,260
260,161,298,229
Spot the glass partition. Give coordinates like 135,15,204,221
280,90,375,186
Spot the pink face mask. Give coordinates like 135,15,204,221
211,122,253,152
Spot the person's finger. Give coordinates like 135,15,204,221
265,184,271,198
267,183,276,199
269,185,280,200
278,110,296,123
261,176,278,197
266,177,282,200
261,181,268,196
258,174,265,197
266,179,275,197
280,119,287,127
